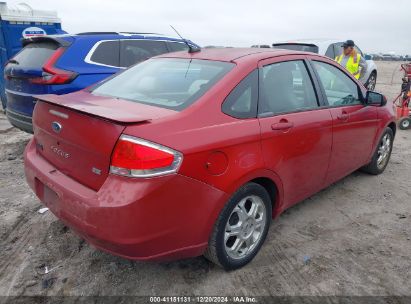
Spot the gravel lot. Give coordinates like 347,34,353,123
0,61,410,298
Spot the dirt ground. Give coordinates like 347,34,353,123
0,61,410,298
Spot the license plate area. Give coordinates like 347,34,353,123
35,178,59,208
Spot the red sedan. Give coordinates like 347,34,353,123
24,48,396,270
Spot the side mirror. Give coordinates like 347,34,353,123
364,54,372,60
365,91,387,106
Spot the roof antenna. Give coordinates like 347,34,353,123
170,25,201,53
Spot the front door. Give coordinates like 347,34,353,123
258,57,333,208
310,60,378,184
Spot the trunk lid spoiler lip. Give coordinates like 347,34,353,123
34,93,175,124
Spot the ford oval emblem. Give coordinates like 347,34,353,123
51,121,62,133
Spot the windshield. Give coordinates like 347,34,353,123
272,44,319,53
92,58,235,111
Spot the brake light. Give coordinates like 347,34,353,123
29,47,77,85
110,135,183,178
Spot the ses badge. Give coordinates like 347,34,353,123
22,27,46,38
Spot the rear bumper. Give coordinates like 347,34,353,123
6,108,33,133
5,88,36,133
24,138,228,261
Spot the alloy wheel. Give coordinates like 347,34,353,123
224,195,267,260
377,133,392,169
367,74,376,91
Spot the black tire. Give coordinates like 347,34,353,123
399,117,411,130
365,71,377,91
204,182,272,270
361,127,394,175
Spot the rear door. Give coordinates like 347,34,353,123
310,59,378,184
258,56,333,207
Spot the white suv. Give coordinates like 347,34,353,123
272,39,378,91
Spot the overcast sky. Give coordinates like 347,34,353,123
11,0,411,54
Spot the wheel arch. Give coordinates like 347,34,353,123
368,120,396,164
250,177,279,217
388,121,397,137
224,169,285,218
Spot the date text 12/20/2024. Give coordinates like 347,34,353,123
149,296,257,303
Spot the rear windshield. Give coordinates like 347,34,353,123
92,58,235,111
11,42,58,68
272,44,319,53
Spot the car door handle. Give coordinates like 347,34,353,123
271,121,294,130
337,111,349,121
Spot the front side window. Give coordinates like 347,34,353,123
312,61,361,106
90,41,120,67
120,40,168,67
92,58,235,111
222,70,258,118
259,60,318,115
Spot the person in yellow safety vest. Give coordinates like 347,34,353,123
335,40,367,80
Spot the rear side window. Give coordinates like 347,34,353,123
167,42,189,52
120,40,168,67
92,58,235,111
222,70,258,118
10,42,58,68
272,44,319,53
259,60,318,115
90,40,120,67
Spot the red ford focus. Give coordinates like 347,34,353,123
25,48,396,270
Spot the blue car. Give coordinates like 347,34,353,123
3,32,200,133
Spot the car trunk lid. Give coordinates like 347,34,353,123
33,92,176,191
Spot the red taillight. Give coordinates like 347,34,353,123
29,47,77,85
112,140,174,169
110,135,183,178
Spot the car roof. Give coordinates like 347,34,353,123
23,32,197,47
72,32,193,42
156,47,312,63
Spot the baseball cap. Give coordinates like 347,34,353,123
342,40,355,48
